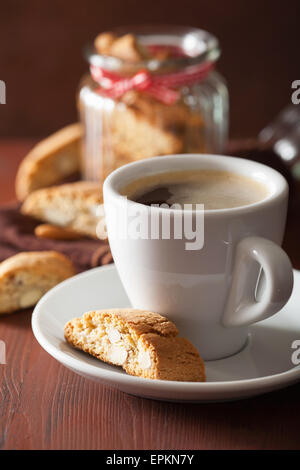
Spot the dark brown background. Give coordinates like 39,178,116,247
0,0,299,139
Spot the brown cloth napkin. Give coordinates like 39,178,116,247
0,140,291,273
0,204,112,272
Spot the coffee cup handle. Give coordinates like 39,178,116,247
222,236,294,327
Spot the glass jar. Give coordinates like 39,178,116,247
78,26,229,183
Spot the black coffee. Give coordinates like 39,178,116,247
123,170,269,210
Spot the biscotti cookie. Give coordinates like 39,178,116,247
0,251,76,314
94,32,149,62
64,309,206,382
111,101,184,162
15,123,82,201
21,181,103,239
34,224,84,240
111,91,205,164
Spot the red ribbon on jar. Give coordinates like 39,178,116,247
90,61,214,105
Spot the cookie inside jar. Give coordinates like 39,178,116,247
77,26,228,183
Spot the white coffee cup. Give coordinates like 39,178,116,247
103,154,293,360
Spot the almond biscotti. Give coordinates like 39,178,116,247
34,224,85,240
0,251,76,314
21,181,103,239
85,31,206,175
94,32,149,62
64,309,206,382
15,123,82,201
111,98,184,163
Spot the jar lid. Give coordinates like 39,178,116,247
86,25,220,74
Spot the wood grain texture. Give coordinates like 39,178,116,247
0,140,300,450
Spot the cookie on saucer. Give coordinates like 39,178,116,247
64,308,206,382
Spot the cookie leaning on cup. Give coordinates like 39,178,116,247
64,309,206,382
21,181,104,239
0,251,76,314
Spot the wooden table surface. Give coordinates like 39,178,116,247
0,139,300,450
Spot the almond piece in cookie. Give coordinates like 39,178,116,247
0,251,76,314
21,181,103,239
64,309,206,382
15,123,82,201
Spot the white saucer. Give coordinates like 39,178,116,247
32,265,300,403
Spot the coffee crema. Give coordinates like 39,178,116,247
123,170,269,210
